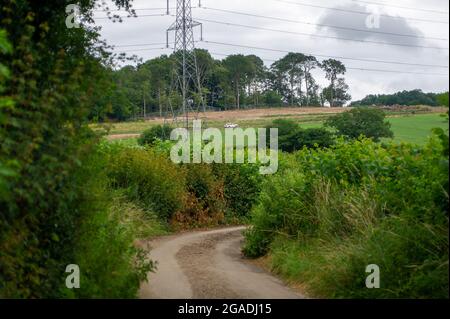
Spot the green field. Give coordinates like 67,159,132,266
296,113,449,144
386,113,449,144
105,113,449,146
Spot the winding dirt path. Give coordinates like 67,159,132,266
139,227,304,299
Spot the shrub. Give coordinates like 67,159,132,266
105,144,263,228
272,119,299,137
244,136,449,298
107,148,186,220
325,108,394,141
293,128,335,150
243,170,309,257
138,124,173,146
272,119,335,152
436,92,449,107
172,164,226,228
69,188,154,298
0,2,147,298
212,163,263,218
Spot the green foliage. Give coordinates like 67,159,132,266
244,136,449,298
107,147,186,220
101,50,351,116
263,91,283,106
212,163,263,218
63,154,154,298
270,53,320,106
321,59,350,107
0,29,15,202
105,140,264,226
352,89,448,107
273,119,335,152
271,118,297,134
436,92,449,107
138,124,173,146
326,108,394,141
222,54,256,109
243,170,308,257
173,164,226,227
296,128,335,149
0,0,150,298
322,79,351,107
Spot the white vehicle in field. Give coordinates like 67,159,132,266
224,123,239,129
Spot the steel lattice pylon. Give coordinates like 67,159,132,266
166,0,204,128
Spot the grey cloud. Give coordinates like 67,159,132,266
317,3,425,48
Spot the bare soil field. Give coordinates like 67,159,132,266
96,107,349,136
107,133,140,141
140,106,447,123
195,107,349,121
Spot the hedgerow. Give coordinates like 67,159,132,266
244,135,449,298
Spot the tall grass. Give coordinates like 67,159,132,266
244,136,449,298
104,142,264,229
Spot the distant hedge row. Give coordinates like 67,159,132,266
351,90,449,107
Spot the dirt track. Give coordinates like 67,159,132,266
107,133,140,140
139,227,304,299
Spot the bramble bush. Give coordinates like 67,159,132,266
172,164,226,228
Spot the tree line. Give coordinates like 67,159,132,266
94,50,352,121
351,89,449,107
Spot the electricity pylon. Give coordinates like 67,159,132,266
166,0,204,128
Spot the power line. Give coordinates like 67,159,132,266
93,13,167,20
200,6,448,41
97,12,449,48
114,44,449,76
274,0,450,25
94,7,173,12
195,17,449,50
202,40,449,68
204,50,449,77
345,67,449,76
113,39,449,68
115,42,170,48
117,47,170,53
350,0,450,15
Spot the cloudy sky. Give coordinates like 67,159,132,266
93,0,449,101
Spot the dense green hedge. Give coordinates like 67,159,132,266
107,147,187,220
244,135,449,298
138,124,173,146
273,119,335,152
0,1,148,298
106,143,264,226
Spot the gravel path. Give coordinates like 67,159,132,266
139,227,304,299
